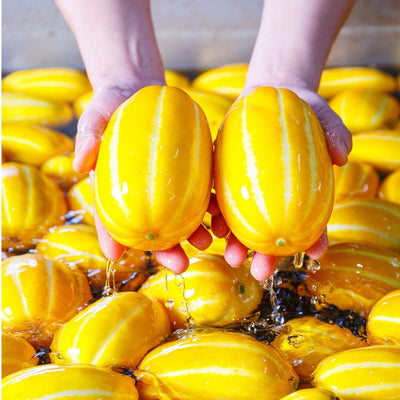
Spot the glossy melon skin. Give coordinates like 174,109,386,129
367,289,400,345
1,334,38,378
1,253,92,347
1,123,74,167
36,224,149,287
349,129,400,173
139,254,263,329
135,330,298,400
327,197,400,252
272,317,366,383
379,168,400,205
41,152,87,191
2,162,67,251
67,176,94,225
280,388,343,400
328,89,400,133
94,85,213,251
214,87,334,256
313,346,400,399
2,67,92,102
1,92,74,127
333,161,379,202
51,292,171,368
304,243,400,316
191,63,248,101
1,364,138,400
318,67,397,99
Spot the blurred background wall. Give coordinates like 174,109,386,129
2,0,400,73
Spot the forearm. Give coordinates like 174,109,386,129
245,0,356,92
55,0,165,91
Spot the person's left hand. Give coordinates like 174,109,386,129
211,86,352,281
75,85,213,274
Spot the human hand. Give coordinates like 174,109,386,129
212,86,352,281
75,84,213,273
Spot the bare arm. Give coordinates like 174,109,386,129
246,0,356,92
223,1,356,280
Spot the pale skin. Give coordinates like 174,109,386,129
55,0,354,281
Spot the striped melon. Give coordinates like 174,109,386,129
2,162,67,251
41,152,87,191
327,197,400,252
304,242,400,316
313,345,400,399
1,253,91,347
139,254,263,329
36,224,149,287
66,176,94,225
272,316,366,383
367,289,400,345
333,161,379,202
1,334,38,378
349,129,400,173
1,364,138,400
2,92,74,127
191,63,248,101
1,123,73,167
51,292,170,368
328,89,400,133
280,388,343,400
135,330,298,400
2,67,92,102
93,85,213,251
214,86,334,256
318,67,397,99
379,168,400,204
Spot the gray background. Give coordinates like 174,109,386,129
3,0,400,73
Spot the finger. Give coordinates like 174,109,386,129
154,245,189,274
89,171,128,259
305,231,329,260
211,212,230,238
93,205,128,260
187,225,212,250
224,234,248,267
207,193,220,216
250,252,279,281
311,100,352,166
74,88,133,173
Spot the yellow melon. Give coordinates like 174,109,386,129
191,63,248,101
1,123,73,167
214,86,334,256
318,67,397,99
139,254,263,329
304,242,400,316
379,168,400,204
327,197,400,252
367,289,400,345
328,89,400,133
2,253,92,347
2,92,74,127
66,176,94,225
313,345,400,399
349,129,400,173
51,292,170,368
93,85,213,250
136,330,298,400
1,334,38,378
2,162,67,251
333,160,379,202
272,316,366,383
1,364,138,400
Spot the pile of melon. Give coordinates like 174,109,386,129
2,65,400,400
